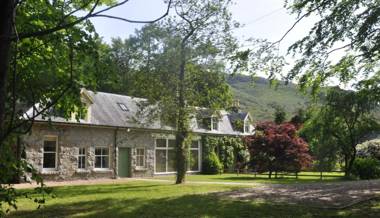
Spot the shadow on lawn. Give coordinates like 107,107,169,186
212,174,346,183
9,189,378,218
9,194,307,218
52,184,163,198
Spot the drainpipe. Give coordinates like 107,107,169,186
113,127,118,179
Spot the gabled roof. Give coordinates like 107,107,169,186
26,89,254,136
228,112,249,123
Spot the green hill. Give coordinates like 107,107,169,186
227,74,310,122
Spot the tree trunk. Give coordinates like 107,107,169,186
320,171,323,180
175,129,188,184
175,39,189,184
344,154,349,177
0,0,14,144
268,171,272,179
346,149,356,177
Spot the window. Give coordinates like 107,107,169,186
244,119,250,133
43,136,57,169
155,138,176,173
211,117,218,130
117,103,128,111
188,140,200,171
155,138,201,173
136,148,145,168
78,148,86,169
95,147,109,169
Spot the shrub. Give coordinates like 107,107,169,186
245,122,312,178
352,158,380,180
357,139,380,160
202,152,223,174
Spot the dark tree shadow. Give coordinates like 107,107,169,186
9,192,380,218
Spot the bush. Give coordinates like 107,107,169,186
202,152,223,174
357,139,380,160
352,158,380,180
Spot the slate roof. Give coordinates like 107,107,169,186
27,89,254,136
228,112,249,124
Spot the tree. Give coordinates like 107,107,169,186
270,103,286,124
0,0,173,145
245,121,312,178
0,0,172,214
283,0,380,99
301,88,379,177
300,113,340,178
116,0,236,184
290,108,307,128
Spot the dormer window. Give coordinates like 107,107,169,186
244,120,250,133
118,103,128,111
211,117,218,131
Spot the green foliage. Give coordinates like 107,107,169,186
227,74,310,122
0,140,53,215
231,119,244,132
202,136,249,172
352,158,380,180
285,0,380,100
300,88,380,176
202,152,223,175
270,103,286,124
201,136,221,174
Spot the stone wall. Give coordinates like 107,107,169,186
22,123,164,181
23,124,116,181
22,123,201,181
121,130,155,177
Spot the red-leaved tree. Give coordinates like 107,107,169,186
245,121,312,178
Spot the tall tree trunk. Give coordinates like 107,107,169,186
0,0,14,144
346,147,357,177
175,40,189,184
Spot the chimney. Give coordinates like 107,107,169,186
230,99,240,113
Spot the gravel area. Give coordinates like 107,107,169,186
216,179,380,209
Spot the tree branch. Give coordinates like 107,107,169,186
273,5,322,45
1,39,75,141
14,0,173,40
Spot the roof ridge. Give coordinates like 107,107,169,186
87,90,147,101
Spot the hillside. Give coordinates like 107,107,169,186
227,74,310,122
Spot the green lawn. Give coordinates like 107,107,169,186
154,172,346,184
6,180,380,218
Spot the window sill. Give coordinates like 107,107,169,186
76,169,90,174
41,170,59,175
154,170,200,175
93,169,113,173
134,167,147,171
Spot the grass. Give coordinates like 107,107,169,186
154,171,346,184
6,180,380,218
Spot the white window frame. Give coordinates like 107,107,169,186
94,147,110,169
154,137,201,174
42,135,58,171
77,147,86,169
211,116,219,131
135,148,146,169
188,140,201,172
244,117,250,133
154,137,176,174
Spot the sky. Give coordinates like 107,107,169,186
89,0,321,79
90,0,317,51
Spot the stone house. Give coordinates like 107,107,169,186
22,89,253,180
